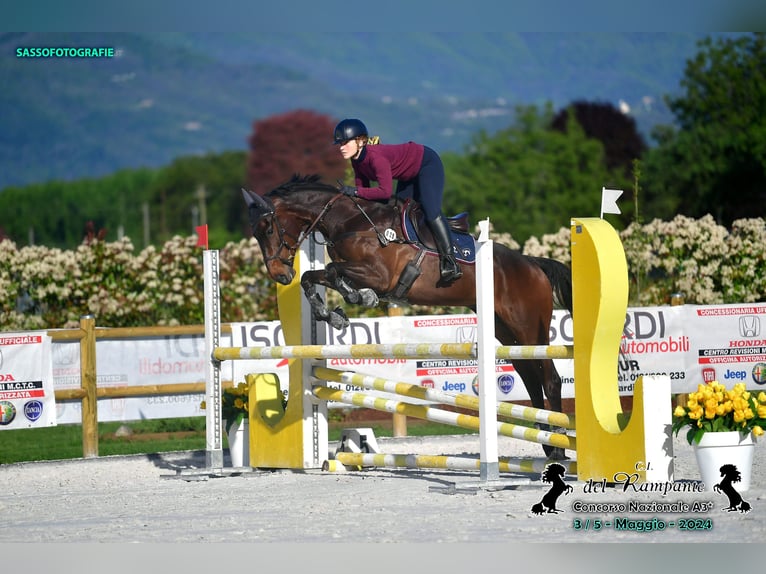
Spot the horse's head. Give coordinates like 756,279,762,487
242,188,298,285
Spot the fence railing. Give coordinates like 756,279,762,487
49,315,232,458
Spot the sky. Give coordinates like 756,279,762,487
2,0,758,33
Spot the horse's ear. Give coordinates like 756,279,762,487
242,188,274,215
241,188,257,207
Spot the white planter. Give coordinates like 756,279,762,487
227,418,250,468
693,431,754,492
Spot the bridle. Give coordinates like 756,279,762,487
248,193,342,267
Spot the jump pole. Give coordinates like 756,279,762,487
214,342,572,362
311,385,575,451
311,365,575,430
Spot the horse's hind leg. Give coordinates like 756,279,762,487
509,357,567,460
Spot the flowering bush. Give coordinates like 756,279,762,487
672,380,766,445
1,214,764,331
525,215,766,305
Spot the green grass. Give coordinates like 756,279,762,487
0,415,478,464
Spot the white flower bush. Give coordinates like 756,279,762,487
1,215,763,330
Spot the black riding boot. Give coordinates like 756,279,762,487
427,215,463,283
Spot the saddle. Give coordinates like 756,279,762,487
389,199,475,299
401,200,469,249
399,200,475,263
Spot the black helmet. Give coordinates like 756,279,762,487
333,118,368,144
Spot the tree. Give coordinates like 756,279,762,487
551,100,647,176
246,110,347,196
642,33,766,225
442,104,631,243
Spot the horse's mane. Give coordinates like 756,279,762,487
719,464,741,483
541,463,566,483
269,174,338,198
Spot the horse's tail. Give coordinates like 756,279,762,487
529,257,573,314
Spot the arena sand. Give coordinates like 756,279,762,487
1,433,763,572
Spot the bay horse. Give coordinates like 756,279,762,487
242,174,573,459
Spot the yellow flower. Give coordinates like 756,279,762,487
733,410,745,424
758,404,766,418
757,391,766,404
234,397,245,409
688,407,703,420
686,396,699,410
673,405,686,418
754,426,764,437
703,398,718,419
732,397,749,411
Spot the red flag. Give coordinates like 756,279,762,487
195,225,209,249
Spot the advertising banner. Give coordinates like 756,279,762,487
686,303,766,391
53,333,232,424
0,332,56,430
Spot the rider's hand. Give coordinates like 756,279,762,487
339,185,357,197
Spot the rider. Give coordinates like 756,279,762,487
332,118,462,284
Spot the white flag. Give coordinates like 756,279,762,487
601,187,623,217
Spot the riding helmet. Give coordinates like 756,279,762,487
333,118,368,144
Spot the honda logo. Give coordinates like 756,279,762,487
739,315,760,338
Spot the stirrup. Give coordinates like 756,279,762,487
440,257,462,282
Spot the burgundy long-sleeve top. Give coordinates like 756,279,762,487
351,142,425,200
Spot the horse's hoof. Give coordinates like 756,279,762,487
344,291,361,304
359,288,379,307
543,446,568,461
329,307,350,330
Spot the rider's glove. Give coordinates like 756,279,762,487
339,185,357,197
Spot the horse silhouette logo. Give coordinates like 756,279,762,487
714,464,751,513
531,462,573,515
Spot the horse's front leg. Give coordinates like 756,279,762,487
300,269,349,330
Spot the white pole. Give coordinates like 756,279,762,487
476,219,499,481
203,249,223,468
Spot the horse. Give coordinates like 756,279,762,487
714,464,751,513
531,462,574,514
242,174,573,459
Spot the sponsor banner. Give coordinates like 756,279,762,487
615,306,690,395
686,303,766,392
0,332,56,430
404,314,528,402
52,333,233,424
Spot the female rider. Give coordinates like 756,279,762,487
332,118,462,284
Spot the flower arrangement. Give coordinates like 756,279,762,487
672,380,766,445
200,380,251,433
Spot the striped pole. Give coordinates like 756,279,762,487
213,342,573,362
312,386,575,451
313,366,575,430
326,452,577,475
